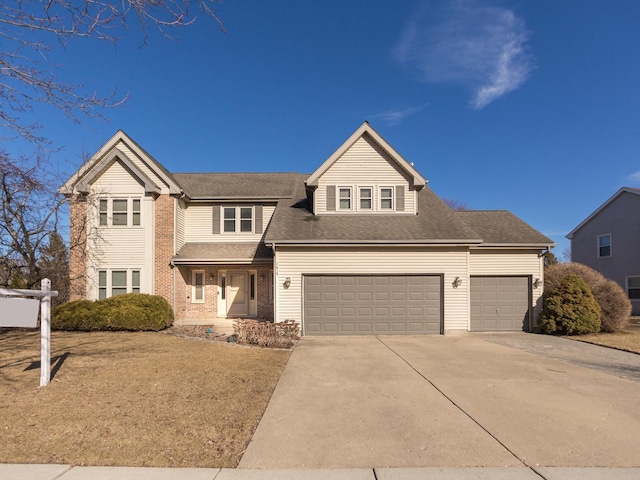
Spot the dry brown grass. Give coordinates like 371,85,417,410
574,317,640,354
0,330,290,467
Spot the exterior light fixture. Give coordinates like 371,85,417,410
283,277,291,289
533,278,541,289
453,277,462,288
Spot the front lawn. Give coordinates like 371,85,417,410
573,317,640,354
0,330,290,467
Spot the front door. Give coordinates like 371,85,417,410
227,272,248,316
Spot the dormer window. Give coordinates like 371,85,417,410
359,187,372,210
380,187,394,210
339,188,352,210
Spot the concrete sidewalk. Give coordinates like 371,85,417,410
3,464,640,480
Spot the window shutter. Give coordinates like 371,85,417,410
327,185,336,211
255,205,263,234
212,205,220,234
396,186,405,211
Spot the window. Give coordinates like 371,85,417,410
598,234,611,258
98,270,107,300
220,273,226,300
628,277,640,300
192,270,204,303
241,207,253,232
99,199,108,226
359,187,372,210
132,199,141,226
339,188,352,210
250,273,256,300
222,206,253,233
380,187,394,210
268,269,274,303
97,269,140,299
98,198,141,227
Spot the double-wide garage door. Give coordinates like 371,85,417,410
304,275,442,335
470,276,530,332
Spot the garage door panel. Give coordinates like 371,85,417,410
304,275,442,335
471,276,530,332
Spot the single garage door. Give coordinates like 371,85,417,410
470,276,530,332
303,275,442,335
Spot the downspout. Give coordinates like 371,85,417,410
271,243,277,324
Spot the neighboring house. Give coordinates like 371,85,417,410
567,187,640,315
60,122,554,335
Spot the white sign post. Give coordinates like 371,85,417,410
0,278,58,386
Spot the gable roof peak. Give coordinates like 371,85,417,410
305,122,427,189
567,187,640,239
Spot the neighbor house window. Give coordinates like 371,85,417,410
98,198,141,227
380,187,394,210
220,273,226,300
359,187,372,210
97,269,140,299
268,269,274,303
598,234,611,258
192,270,204,303
223,206,253,233
628,277,640,300
339,188,352,210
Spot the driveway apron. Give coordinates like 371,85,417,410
239,336,640,469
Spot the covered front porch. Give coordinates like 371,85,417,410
171,243,274,325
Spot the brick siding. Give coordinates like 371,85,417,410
68,194,87,301
154,195,175,306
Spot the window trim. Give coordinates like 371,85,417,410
338,187,352,210
379,186,394,211
597,233,612,258
359,187,373,211
627,276,640,300
97,268,141,299
97,197,142,228
192,270,205,303
221,206,254,234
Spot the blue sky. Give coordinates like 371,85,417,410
13,0,640,258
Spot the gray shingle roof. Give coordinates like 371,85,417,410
172,242,273,264
455,211,554,246
173,173,300,199
265,178,483,244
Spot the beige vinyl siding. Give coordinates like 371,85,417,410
315,136,416,214
185,204,276,243
469,249,545,325
91,161,145,194
274,246,469,332
114,142,171,194
176,198,186,251
86,164,155,300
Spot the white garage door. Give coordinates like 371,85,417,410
303,275,442,335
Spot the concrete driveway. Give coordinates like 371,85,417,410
239,335,640,469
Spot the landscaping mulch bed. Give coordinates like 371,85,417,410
0,330,290,467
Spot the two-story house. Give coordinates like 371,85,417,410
567,187,640,315
61,122,554,335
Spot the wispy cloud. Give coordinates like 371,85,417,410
393,0,534,109
627,171,640,184
370,103,429,125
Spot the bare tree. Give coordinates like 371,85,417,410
1,0,225,145
0,152,65,288
443,198,470,211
